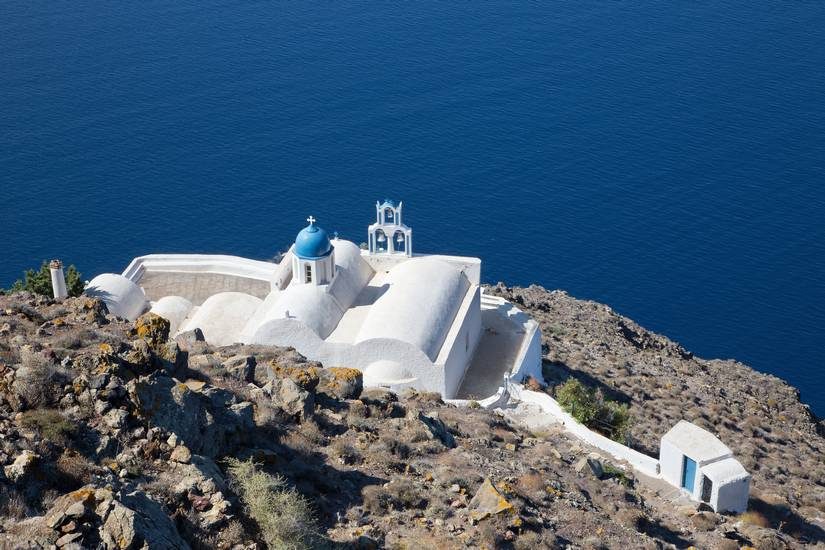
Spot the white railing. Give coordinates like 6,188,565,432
122,254,279,283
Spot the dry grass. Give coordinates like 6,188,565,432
0,486,29,519
56,450,96,485
219,520,246,547
226,458,319,550
19,408,76,443
739,510,770,528
515,472,546,498
12,348,66,408
330,439,362,465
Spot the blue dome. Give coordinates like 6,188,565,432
294,220,333,259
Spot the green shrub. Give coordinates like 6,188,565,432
555,379,633,444
226,458,318,550
7,261,84,297
555,379,599,426
20,409,76,443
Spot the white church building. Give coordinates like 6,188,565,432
85,200,543,400
77,200,750,512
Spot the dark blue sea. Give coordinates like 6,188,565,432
2,2,824,415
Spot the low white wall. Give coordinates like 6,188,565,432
438,287,482,398
511,385,661,478
123,254,279,283
509,317,543,383
271,249,294,290
478,292,543,385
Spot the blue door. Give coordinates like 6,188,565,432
681,456,697,491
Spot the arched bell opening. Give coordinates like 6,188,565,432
393,231,406,253
375,229,388,252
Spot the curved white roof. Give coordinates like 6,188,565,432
149,295,193,334
85,273,148,321
245,239,372,340
702,457,749,484
327,239,374,310
355,258,470,360
252,284,343,339
363,360,416,386
662,420,732,462
184,292,262,346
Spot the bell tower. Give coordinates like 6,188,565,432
368,200,412,256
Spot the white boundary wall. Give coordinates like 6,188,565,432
509,384,661,477
449,383,660,478
123,254,284,290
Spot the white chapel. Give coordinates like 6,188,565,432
84,200,543,399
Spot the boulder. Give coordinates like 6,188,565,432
175,329,206,351
4,450,38,482
222,355,255,383
44,487,95,529
103,408,129,430
100,490,189,549
129,373,250,457
170,445,192,464
417,411,456,448
267,378,314,420
318,367,363,400
575,455,605,479
134,313,170,349
267,362,320,391
468,479,515,522
169,454,227,498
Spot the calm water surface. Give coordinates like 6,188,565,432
2,2,823,414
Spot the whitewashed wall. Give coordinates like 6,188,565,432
510,385,661,477
438,287,482,398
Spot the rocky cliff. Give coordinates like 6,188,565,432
0,288,822,549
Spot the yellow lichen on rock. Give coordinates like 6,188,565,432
134,312,170,349
317,367,363,399
268,361,320,391
468,478,516,523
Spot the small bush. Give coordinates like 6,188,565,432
7,261,84,297
13,348,66,408
20,409,76,443
330,439,362,465
362,479,427,513
226,458,318,550
555,379,633,444
556,379,600,426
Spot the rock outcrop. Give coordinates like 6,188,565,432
0,289,822,548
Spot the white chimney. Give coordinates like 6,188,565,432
49,259,68,299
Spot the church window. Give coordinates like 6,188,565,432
304,264,312,283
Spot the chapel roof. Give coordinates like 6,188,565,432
294,217,333,260
662,420,732,463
